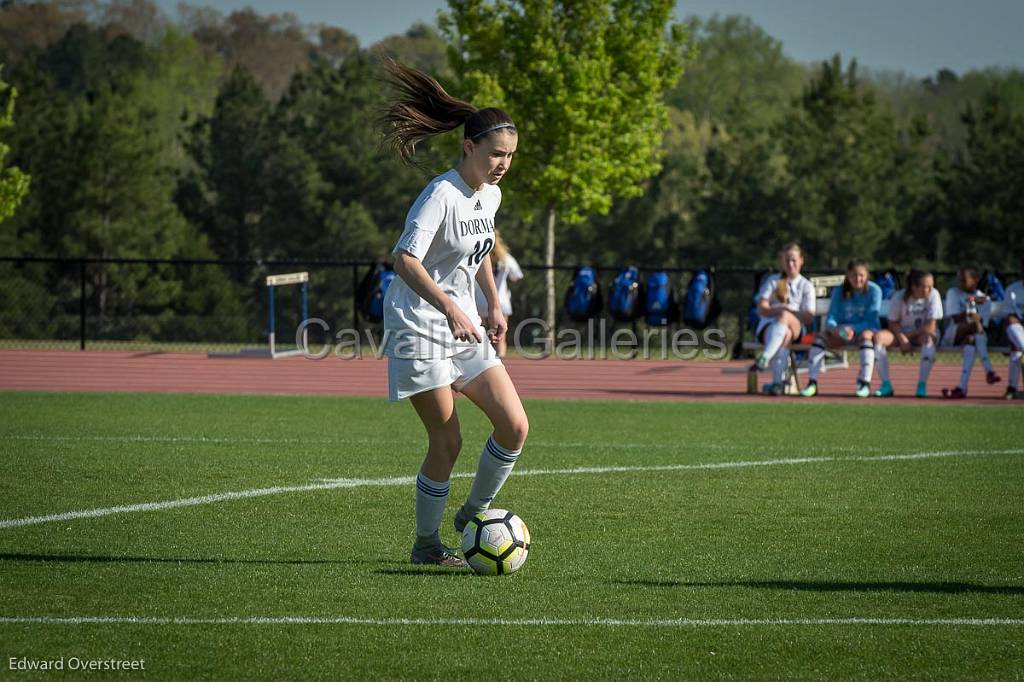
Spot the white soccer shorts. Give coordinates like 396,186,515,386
387,339,503,401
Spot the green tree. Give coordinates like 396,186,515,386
0,68,39,342
0,71,30,224
270,51,449,258
566,107,714,267
181,65,272,265
870,67,1024,162
697,107,793,267
668,14,805,128
441,0,689,334
943,86,1024,270
128,27,223,175
180,6,315,100
778,55,927,267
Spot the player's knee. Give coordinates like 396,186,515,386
499,413,529,449
858,329,873,342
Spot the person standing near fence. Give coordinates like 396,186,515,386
800,259,882,398
377,59,529,568
754,243,816,395
872,269,943,398
475,230,523,357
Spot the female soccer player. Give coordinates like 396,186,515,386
754,243,816,395
378,59,529,567
801,259,882,398
1000,257,1024,399
474,230,523,357
940,266,1001,399
872,269,942,398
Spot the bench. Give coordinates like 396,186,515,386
741,298,1015,357
732,277,1017,391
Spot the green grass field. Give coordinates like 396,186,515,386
1,392,1022,679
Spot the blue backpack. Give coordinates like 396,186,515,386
682,269,721,329
358,264,396,323
645,271,676,326
608,266,645,321
564,266,602,321
982,271,1006,301
874,271,899,300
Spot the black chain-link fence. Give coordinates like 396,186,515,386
0,256,982,357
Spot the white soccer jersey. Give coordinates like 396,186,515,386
944,286,992,327
887,289,943,333
384,169,502,359
755,272,816,334
1003,281,1024,319
475,253,523,317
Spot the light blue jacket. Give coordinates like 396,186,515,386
826,281,882,334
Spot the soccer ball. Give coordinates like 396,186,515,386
461,509,530,575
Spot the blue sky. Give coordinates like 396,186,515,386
155,0,1024,77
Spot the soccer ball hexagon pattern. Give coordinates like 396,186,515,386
461,509,530,575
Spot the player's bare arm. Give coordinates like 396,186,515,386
393,250,482,343
475,253,506,342
757,298,782,318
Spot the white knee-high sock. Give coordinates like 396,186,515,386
807,337,827,381
771,349,788,384
415,472,449,542
463,435,522,516
1009,350,1023,390
959,344,976,391
918,345,936,384
858,340,875,383
874,343,890,382
1007,322,1024,353
762,322,788,362
974,332,993,372
1008,323,1024,390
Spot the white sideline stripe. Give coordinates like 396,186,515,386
1,449,1021,530
0,615,1022,628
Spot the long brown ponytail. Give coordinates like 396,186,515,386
378,57,516,165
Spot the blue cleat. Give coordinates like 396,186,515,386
873,380,894,398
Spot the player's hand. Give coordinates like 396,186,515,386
486,306,507,343
898,334,911,353
445,304,482,344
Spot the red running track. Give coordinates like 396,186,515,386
0,350,1019,405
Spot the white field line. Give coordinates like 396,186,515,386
0,615,1022,628
1,449,1021,531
